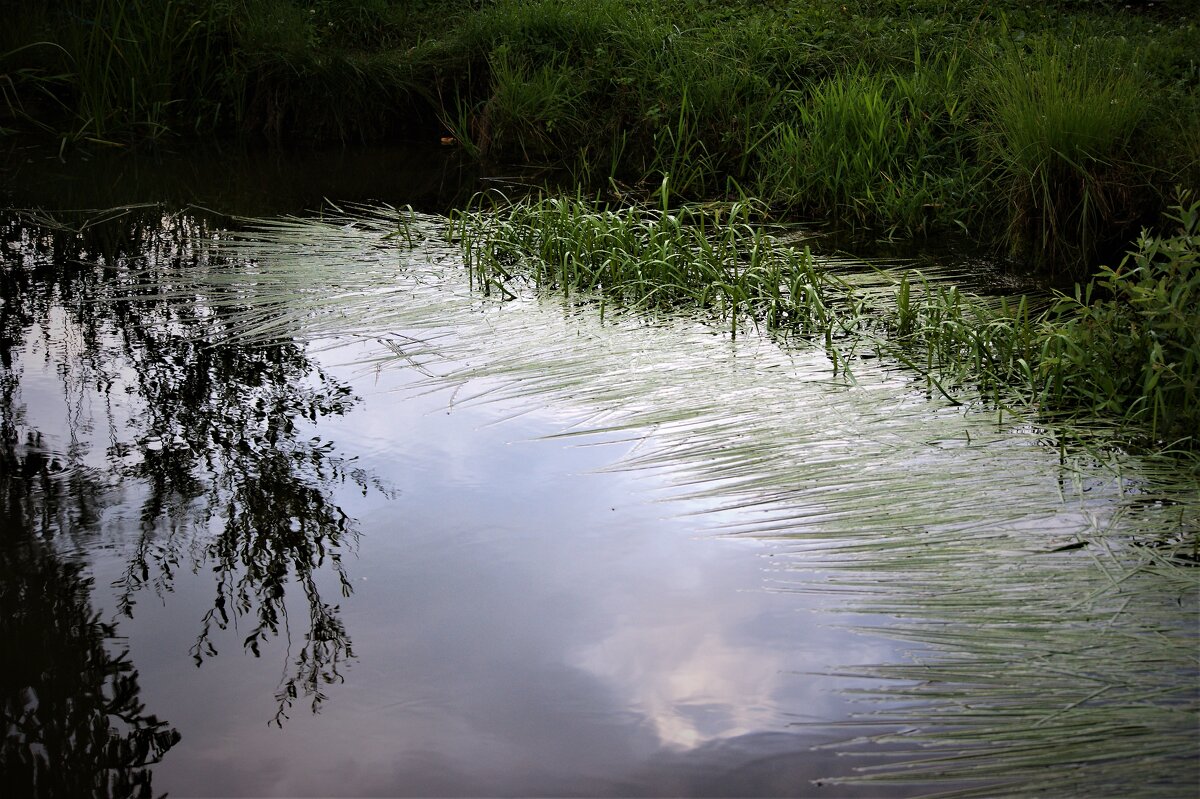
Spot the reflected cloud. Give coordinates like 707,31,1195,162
127,349,912,796
574,613,787,750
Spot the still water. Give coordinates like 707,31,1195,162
2,141,1196,797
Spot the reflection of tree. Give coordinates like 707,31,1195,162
1,209,383,726
1,483,180,797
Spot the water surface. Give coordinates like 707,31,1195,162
2,144,1196,798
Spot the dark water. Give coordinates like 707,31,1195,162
0,137,482,217
0,143,930,798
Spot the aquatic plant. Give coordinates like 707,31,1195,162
448,189,849,347
872,189,1200,441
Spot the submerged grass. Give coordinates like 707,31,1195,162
117,201,1199,796
452,190,1200,444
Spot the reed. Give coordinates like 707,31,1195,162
762,55,977,236
978,36,1150,271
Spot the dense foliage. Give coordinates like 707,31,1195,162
2,0,1197,271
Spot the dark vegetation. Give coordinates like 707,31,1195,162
2,0,1197,268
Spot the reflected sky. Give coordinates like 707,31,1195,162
10,201,1187,797
1,229,915,794
77,340,911,797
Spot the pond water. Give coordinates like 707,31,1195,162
2,142,1197,798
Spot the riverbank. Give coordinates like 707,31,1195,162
2,0,1197,272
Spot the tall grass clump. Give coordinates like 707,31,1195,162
448,46,586,162
619,20,782,198
763,58,974,235
438,0,619,161
445,1,782,196
52,0,230,140
231,0,438,142
979,37,1150,272
453,0,618,63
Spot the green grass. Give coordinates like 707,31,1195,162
761,55,977,235
2,0,1197,271
978,36,1152,270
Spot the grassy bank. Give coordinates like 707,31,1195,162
1,0,1198,272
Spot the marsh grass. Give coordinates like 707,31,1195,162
979,37,1151,270
449,2,782,196
626,21,782,197
114,201,1198,797
767,71,918,228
